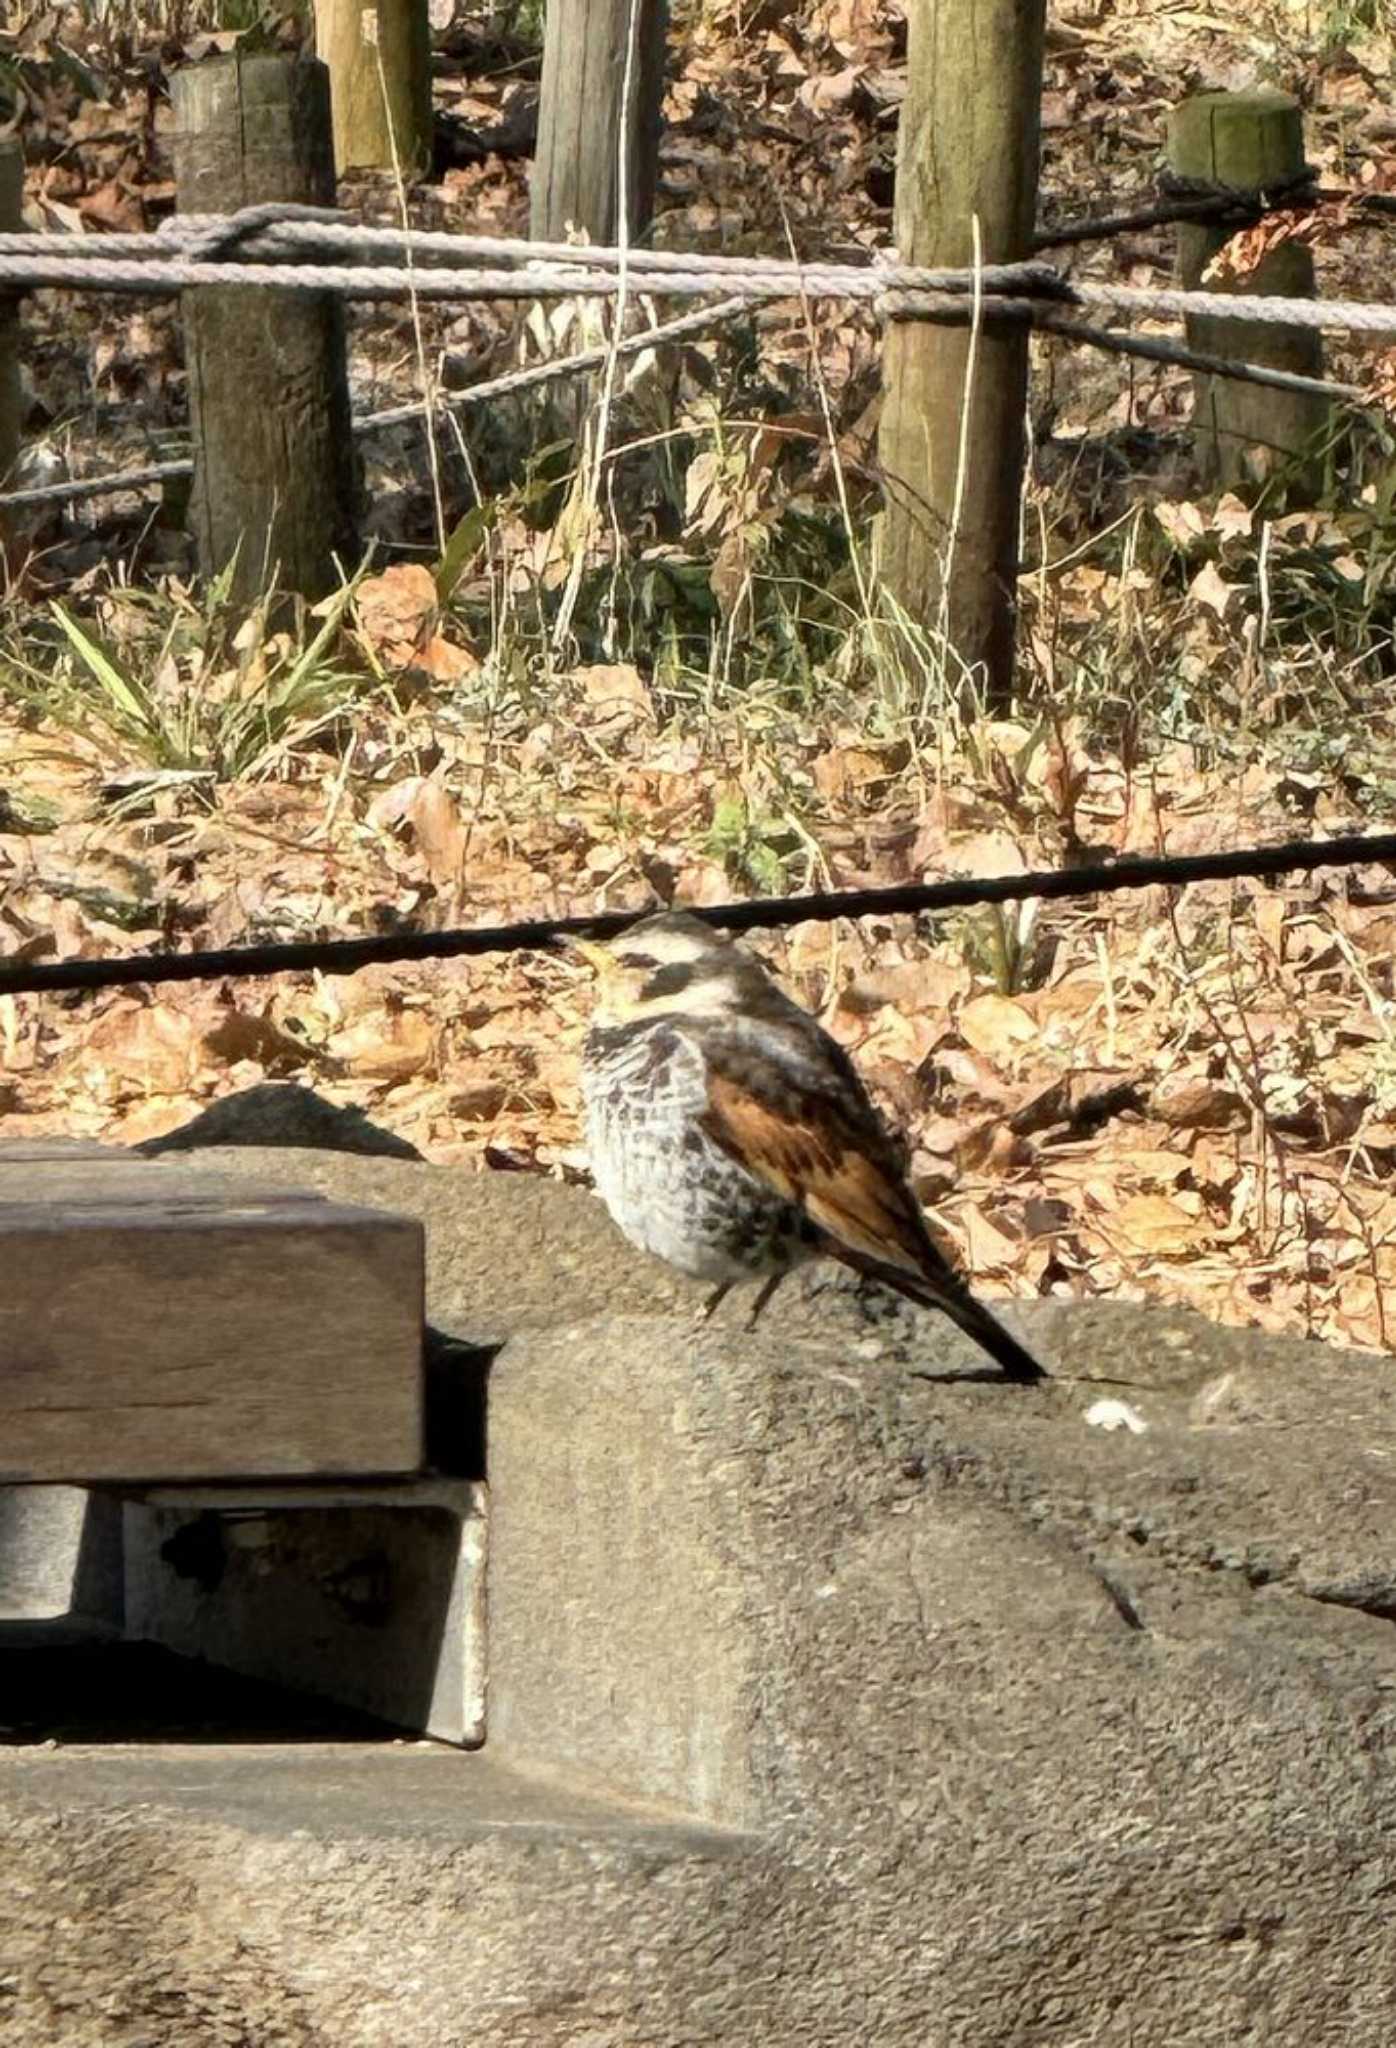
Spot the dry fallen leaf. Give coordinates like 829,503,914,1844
1211,493,1254,541
366,776,467,887
1203,201,1352,283
355,565,439,668
84,1001,201,1095
1151,1073,1246,1130
415,634,481,683
958,992,1038,1063
327,1010,435,1082
1188,561,1238,619
1112,1191,1207,1255
1358,348,1396,422
958,1202,1021,1272
1154,500,1209,550
574,663,655,734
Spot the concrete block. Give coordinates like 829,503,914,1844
0,1486,121,1623
3,1151,1395,2046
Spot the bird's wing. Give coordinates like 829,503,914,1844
695,1027,935,1279
694,1020,1047,1383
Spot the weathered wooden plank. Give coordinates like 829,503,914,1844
0,1154,424,1484
530,0,668,245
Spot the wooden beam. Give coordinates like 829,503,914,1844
0,1149,424,1484
314,0,433,179
530,0,668,244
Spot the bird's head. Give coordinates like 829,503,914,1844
564,910,752,1026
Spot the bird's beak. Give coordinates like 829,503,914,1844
559,934,614,976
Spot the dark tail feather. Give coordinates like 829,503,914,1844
826,1244,1048,1384
926,1279,1047,1384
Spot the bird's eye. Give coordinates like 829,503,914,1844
641,962,694,1000
620,951,658,970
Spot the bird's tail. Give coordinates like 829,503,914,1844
827,1244,1048,1384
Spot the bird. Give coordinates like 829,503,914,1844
567,909,1047,1384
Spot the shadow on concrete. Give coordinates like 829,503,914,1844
0,1628,409,1745
136,1083,424,1161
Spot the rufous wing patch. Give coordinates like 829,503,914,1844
702,1067,929,1277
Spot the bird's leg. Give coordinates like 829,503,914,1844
700,1281,733,1323
745,1271,786,1329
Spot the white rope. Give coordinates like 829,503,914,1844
0,244,1057,302
1,217,1394,335
880,279,1396,336
1072,278,1396,334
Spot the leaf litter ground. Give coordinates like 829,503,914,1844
2,0,1396,1359
5,686,1396,1362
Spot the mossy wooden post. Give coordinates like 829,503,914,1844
1168,92,1327,496
171,53,359,611
0,139,25,561
530,0,668,242
314,0,433,179
876,0,1047,709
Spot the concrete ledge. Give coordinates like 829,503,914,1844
0,1743,744,1847
0,1748,759,2048
121,1478,487,1743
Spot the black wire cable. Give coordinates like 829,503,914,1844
2,829,1394,1001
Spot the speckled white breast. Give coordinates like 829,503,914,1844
582,1020,809,1284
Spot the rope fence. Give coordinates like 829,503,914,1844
3,224,1396,333
1033,172,1396,248
2,154,1393,1004
3,829,1394,1001
3,186,1394,514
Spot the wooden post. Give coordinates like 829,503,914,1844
530,0,668,244
876,0,1047,709
0,138,24,560
1168,92,1327,497
314,0,433,180
171,53,359,611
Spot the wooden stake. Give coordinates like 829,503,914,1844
171,53,359,610
876,0,1047,709
314,0,433,180
530,0,668,244
1168,91,1327,497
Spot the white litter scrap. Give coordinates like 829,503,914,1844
1084,1398,1149,1435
